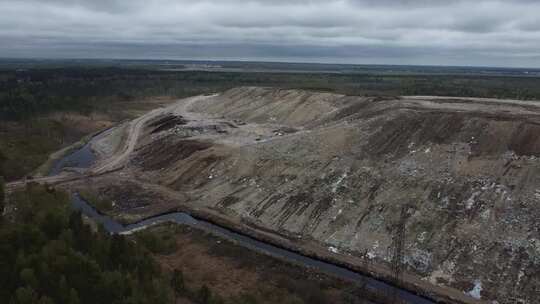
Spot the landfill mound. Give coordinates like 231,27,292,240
103,87,540,303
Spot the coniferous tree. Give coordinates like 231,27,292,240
67,288,80,304
0,185,171,304
13,287,38,304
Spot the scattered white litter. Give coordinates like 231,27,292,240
535,189,540,200
480,209,491,220
331,171,348,193
328,246,339,254
465,191,481,209
332,208,343,220
517,270,525,285
417,231,427,242
467,280,482,299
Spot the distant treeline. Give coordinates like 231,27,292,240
2,67,540,121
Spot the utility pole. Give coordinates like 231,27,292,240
391,204,408,304
0,176,4,217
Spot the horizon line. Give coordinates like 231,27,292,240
2,56,540,71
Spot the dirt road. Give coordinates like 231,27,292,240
91,94,217,174
6,94,218,191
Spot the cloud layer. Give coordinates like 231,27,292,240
1,0,540,67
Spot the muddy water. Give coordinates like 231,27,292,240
48,143,96,175
48,129,113,176
61,135,435,304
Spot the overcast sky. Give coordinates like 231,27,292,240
1,0,540,67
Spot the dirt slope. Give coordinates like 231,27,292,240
88,87,540,303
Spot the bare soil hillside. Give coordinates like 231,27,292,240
80,87,540,303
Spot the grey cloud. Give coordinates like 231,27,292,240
0,0,539,67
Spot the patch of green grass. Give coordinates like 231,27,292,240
0,120,66,180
